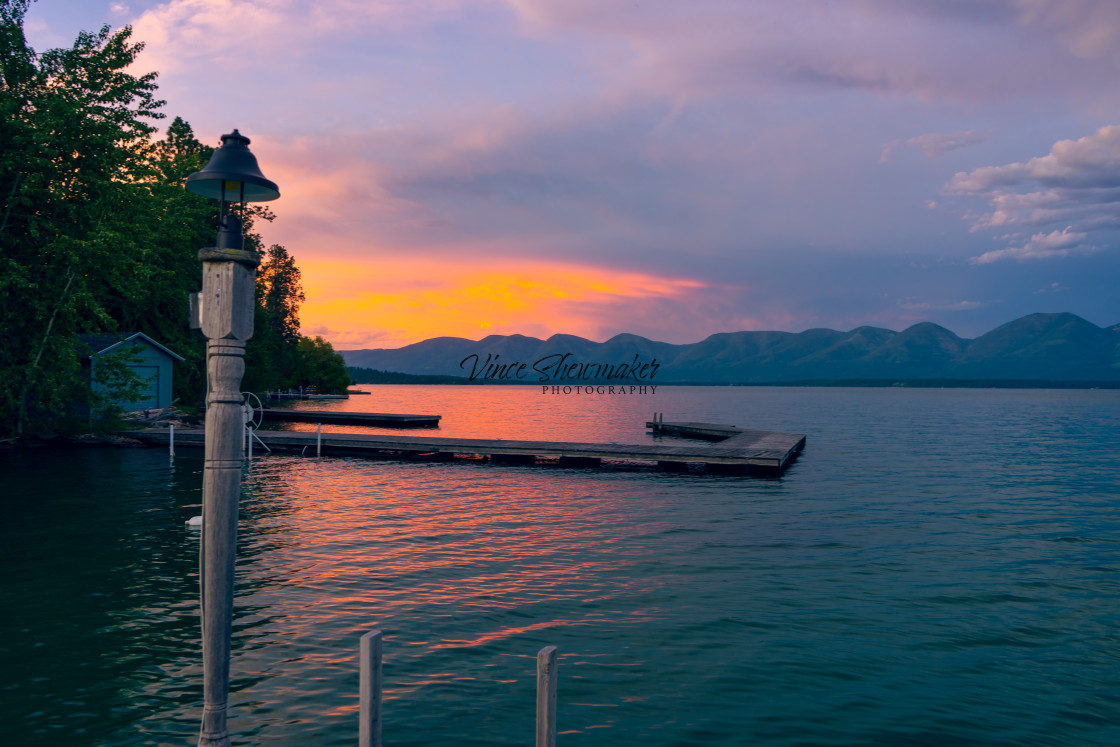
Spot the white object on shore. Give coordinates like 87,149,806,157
186,515,203,528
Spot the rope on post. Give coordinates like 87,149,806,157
536,645,558,747
359,630,383,747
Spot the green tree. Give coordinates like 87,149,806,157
243,244,304,392
259,244,304,342
1,6,337,434
0,6,166,436
294,336,351,394
124,117,217,405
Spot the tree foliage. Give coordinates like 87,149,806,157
295,336,351,394
246,247,350,394
259,244,304,342
0,7,347,434
243,244,304,392
1,7,167,435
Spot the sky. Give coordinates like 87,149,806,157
22,0,1120,349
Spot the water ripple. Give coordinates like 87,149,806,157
2,387,1119,745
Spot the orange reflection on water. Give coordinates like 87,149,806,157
240,455,670,650
274,382,660,443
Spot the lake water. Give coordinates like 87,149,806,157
2,385,1119,745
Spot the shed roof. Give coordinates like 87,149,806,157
79,332,185,362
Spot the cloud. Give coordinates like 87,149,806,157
950,124,1120,194
295,255,754,348
506,0,1120,106
1011,0,1120,62
129,0,293,76
881,129,992,162
248,92,827,273
969,227,1091,264
898,299,985,312
130,0,472,76
78,0,1118,343
950,125,1120,262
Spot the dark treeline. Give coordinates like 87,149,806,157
347,367,472,385
0,1,347,437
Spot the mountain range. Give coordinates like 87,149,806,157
341,313,1120,384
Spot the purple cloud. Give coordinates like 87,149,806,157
950,125,1120,263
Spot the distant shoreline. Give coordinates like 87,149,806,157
342,314,1120,386
347,370,1120,390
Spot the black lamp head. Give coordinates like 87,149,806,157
185,129,280,203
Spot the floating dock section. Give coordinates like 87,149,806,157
268,392,349,400
138,421,804,475
260,409,440,428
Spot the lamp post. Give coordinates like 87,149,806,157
185,130,279,747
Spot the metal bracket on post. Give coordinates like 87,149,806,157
189,292,203,330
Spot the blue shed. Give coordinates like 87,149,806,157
81,332,185,412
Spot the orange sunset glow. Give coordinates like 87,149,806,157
297,257,710,349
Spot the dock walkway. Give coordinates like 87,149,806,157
268,392,349,400
138,422,804,475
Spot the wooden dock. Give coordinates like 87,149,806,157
268,392,349,400
138,422,804,475
260,409,441,428
646,420,745,440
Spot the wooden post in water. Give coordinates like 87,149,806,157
194,246,259,747
536,645,558,747
185,128,279,747
317,423,322,457
359,630,383,747
170,423,175,457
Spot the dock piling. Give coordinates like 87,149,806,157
169,423,175,457
536,645,558,747
359,630,383,747
317,423,322,457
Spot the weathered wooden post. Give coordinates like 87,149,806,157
536,645,558,747
170,423,175,457
186,129,280,747
359,630,383,747
317,423,322,457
